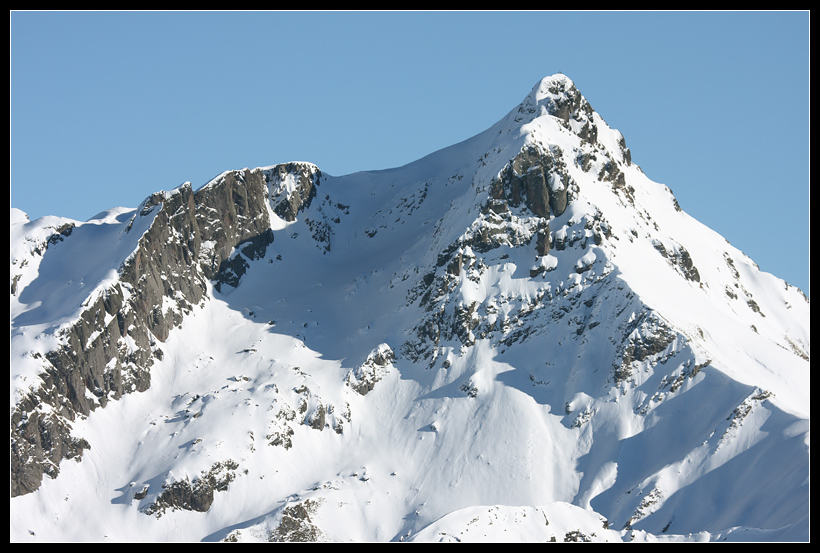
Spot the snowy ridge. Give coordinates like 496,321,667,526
10,205,158,399
9,74,809,542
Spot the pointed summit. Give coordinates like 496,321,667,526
10,74,809,542
523,73,586,117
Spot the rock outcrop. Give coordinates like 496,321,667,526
345,344,395,396
141,460,240,517
10,165,294,497
264,162,322,222
489,145,571,221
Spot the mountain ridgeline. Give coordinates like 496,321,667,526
10,165,321,496
10,75,809,542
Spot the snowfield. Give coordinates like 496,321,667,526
10,74,809,542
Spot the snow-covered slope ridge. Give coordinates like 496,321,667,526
10,74,809,542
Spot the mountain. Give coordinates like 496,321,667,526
9,74,809,542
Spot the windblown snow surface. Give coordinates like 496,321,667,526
10,75,809,542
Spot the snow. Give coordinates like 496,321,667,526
10,199,164,401
9,74,809,542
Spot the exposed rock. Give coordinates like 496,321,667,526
369,343,395,366
9,409,90,498
346,344,395,396
652,240,700,283
598,159,625,187
264,162,322,222
46,222,76,248
564,529,593,542
460,380,479,398
133,485,149,500
10,166,278,497
623,487,663,530
532,75,596,138
213,229,275,292
667,359,710,393
675,246,700,283
490,145,571,219
268,499,324,542
306,403,326,430
617,136,632,166
614,310,678,384
267,403,296,449
142,460,240,517
747,298,765,317
535,219,552,257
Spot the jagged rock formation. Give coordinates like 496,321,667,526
265,162,322,222
267,499,325,542
345,344,395,395
10,165,301,497
491,144,571,221
142,460,240,517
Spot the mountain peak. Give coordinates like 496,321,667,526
530,72,577,101
9,73,809,542
516,73,591,127
482,73,628,179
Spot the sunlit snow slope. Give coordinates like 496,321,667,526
10,74,809,542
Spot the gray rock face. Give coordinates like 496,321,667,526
490,145,570,220
264,162,322,222
142,460,239,517
543,77,594,127
10,165,287,497
613,310,679,384
268,499,324,542
652,240,701,283
399,144,587,365
212,229,275,292
345,344,395,396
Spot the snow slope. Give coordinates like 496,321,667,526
10,74,809,542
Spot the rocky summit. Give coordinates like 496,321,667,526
9,74,809,542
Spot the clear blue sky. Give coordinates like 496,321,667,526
10,11,810,297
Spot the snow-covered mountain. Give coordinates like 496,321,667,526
10,74,809,542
